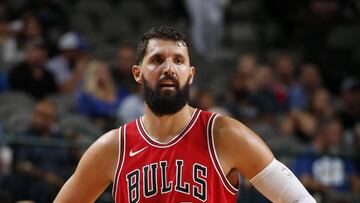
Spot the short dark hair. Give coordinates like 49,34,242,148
136,26,191,65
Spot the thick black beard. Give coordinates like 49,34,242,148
142,75,190,117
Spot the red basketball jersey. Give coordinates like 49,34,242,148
112,109,238,202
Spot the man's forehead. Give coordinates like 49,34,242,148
146,39,188,56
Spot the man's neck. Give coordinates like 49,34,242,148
142,105,195,143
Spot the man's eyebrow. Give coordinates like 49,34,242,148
148,53,163,59
174,53,185,58
148,52,185,58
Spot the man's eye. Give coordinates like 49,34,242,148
153,57,163,64
174,58,183,64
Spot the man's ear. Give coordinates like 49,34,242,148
189,66,196,84
132,65,142,84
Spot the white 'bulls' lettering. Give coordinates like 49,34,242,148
126,160,207,202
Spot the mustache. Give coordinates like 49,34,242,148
156,75,179,88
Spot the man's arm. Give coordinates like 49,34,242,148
213,116,316,202
54,129,119,203
58,57,88,94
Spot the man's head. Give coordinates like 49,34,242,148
31,100,56,136
132,26,195,116
300,64,321,90
315,118,343,152
116,46,136,74
58,32,86,60
255,65,274,89
135,26,191,65
237,54,257,73
341,77,360,113
273,54,295,83
25,40,48,67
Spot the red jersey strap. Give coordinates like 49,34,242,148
207,113,239,195
136,108,201,148
112,125,127,199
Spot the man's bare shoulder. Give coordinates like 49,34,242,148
89,128,119,161
92,128,119,152
212,115,265,159
213,115,273,179
213,115,258,145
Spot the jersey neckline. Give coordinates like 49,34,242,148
136,108,201,148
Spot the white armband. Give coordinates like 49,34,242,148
249,159,316,203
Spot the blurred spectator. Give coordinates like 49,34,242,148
194,88,232,116
273,54,296,87
236,54,258,92
117,92,144,125
111,45,137,96
24,100,59,137
237,54,258,71
77,60,121,130
224,54,259,121
250,65,278,122
289,64,322,110
8,40,57,100
309,88,335,121
281,109,317,143
46,31,87,95
339,77,359,130
282,87,334,143
225,73,257,122
271,54,296,111
2,14,44,65
195,89,216,110
184,0,229,58
293,118,360,195
5,100,71,203
114,46,144,124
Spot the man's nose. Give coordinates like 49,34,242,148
162,59,175,75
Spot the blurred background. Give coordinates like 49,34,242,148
0,0,359,202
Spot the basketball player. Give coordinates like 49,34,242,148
55,26,316,202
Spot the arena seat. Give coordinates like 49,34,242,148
58,113,102,138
